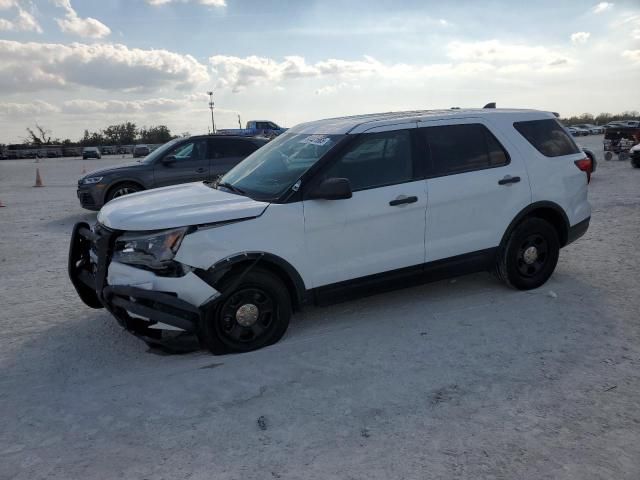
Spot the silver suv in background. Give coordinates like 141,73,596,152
133,144,150,158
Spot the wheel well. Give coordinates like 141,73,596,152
216,257,304,311
521,207,568,246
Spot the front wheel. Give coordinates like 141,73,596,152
497,218,560,290
200,268,291,354
106,182,142,202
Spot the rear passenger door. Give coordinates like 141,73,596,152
419,119,531,262
208,138,259,181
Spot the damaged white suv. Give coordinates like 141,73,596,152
69,109,592,354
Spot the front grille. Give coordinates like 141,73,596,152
79,192,95,205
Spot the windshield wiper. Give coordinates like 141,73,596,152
216,181,245,195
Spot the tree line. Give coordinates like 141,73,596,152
21,122,182,147
560,111,640,126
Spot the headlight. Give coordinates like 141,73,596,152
82,176,103,184
113,227,189,270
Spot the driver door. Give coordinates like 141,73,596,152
153,139,210,187
302,124,427,288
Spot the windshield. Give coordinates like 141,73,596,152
138,138,181,164
219,132,345,200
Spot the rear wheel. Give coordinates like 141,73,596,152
106,182,142,202
631,157,640,168
497,218,560,290
200,268,291,354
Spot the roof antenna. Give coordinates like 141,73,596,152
483,102,496,109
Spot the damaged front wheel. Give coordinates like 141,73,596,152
200,268,291,354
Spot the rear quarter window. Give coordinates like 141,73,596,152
514,119,580,157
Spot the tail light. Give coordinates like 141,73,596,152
574,157,592,184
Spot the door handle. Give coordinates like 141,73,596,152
389,195,418,206
498,175,521,185
196,167,206,173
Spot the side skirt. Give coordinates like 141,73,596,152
311,247,498,306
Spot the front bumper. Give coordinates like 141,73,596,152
68,222,219,341
77,184,103,210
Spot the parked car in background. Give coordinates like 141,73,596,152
133,144,150,158
571,126,589,136
624,120,640,128
76,135,268,210
69,109,592,354
574,124,604,135
82,147,102,159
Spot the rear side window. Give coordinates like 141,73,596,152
422,124,509,176
208,139,257,158
514,119,579,157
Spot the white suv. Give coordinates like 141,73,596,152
69,109,592,354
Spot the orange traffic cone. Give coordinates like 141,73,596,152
34,168,44,187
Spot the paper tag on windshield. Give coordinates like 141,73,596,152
300,135,331,146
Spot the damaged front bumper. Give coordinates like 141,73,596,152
68,222,220,343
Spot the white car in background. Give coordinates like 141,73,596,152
69,109,592,354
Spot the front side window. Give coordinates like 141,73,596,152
423,124,509,176
219,132,344,200
321,130,414,191
168,140,206,162
514,119,580,157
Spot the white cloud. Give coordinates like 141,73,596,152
592,2,613,14
622,49,640,64
0,100,59,116
210,42,574,93
62,98,183,114
446,40,569,65
52,0,111,38
0,39,209,92
0,0,41,32
571,32,591,45
146,0,226,6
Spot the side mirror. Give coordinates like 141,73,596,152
162,155,176,165
307,177,352,200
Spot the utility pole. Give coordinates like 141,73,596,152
207,91,216,134
238,114,242,129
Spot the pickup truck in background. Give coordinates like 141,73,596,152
217,120,287,138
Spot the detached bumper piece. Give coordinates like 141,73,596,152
68,222,206,349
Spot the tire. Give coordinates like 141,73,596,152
105,182,142,202
497,218,560,290
632,158,640,169
200,268,291,355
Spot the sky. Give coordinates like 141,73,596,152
0,0,639,143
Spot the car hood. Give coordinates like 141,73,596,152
83,162,142,178
97,182,269,231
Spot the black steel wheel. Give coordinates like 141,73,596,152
497,217,560,290
200,268,291,354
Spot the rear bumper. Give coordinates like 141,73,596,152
68,222,219,340
566,216,590,246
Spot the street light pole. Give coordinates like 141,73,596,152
207,91,216,134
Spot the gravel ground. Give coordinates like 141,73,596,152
1,137,639,479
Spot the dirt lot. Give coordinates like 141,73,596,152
1,137,639,479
